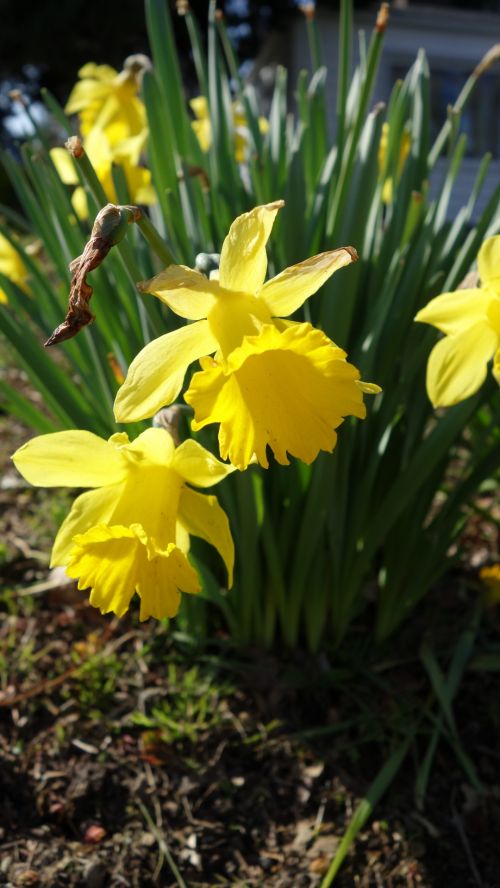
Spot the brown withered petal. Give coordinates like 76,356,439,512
45,203,141,347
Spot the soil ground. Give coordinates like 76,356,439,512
1,411,500,888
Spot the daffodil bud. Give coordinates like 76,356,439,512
92,203,141,246
122,54,153,87
195,252,220,276
375,2,390,33
45,203,141,346
152,405,191,445
65,135,85,159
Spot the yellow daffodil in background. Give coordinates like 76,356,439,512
115,202,380,470
190,96,212,153
65,62,147,146
0,233,29,304
12,428,235,620
415,236,500,407
377,121,411,204
190,96,269,163
51,129,155,220
480,564,500,607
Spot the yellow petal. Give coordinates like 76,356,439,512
0,233,28,295
12,430,127,488
426,323,497,407
480,563,500,606
219,201,284,295
179,487,234,587
478,236,500,290
491,346,500,385
172,438,236,487
92,92,146,146
120,160,154,206
378,122,389,174
381,177,394,205
138,265,218,320
72,187,88,220
487,296,500,334
84,125,112,165
190,96,209,121
123,426,176,466
51,485,123,567
111,432,182,549
258,116,269,136
190,97,212,152
136,542,200,620
207,289,272,357
65,74,114,115
415,288,490,335
261,248,357,318
67,523,142,617
192,118,212,152
114,320,218,422
186,322,367,470
50,147,78,185
175,520,191,553
78,63,118,83
357,380,382,395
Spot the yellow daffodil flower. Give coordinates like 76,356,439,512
51,128,154,220
65,62,147,146
415,235,500,407
12,428,235,620
480,564,500,607
114,201,380,470
0,233,29,304
377,121,411,204
190,96,269,163
190,96,212,153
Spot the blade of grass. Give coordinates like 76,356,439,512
320,736,412,887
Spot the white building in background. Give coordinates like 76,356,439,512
264,2,500,220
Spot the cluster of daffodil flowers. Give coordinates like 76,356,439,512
190,95,269,163
13,201,380,621
415,235,500,407
51,61,155,218
49,62,268,221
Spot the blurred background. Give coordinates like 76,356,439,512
1,0,499,218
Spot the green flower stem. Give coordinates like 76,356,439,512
429,44,500,168
215,15,263,156
335,0,353,160
136,213,178,266
184,8,209,98
305,11,323,73
326,9,387,240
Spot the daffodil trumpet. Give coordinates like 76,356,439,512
12,428,235,621
115,201,380,470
